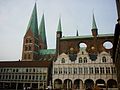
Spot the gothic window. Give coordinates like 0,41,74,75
84,57,87,63
95,67,99,74
79,57,82,63
102,56,106,62
106,67,110,74
100,67,104,74
89,67,93,74
61,58,65,63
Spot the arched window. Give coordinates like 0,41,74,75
102,56,106,62
79,57,82,63
61,58,65,63
84,57,87,63
29,45,32,51
28,54,31,59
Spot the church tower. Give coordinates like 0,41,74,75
56,18,62,55
22,3,39,61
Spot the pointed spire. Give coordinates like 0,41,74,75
92,13,97,29
27,3,38,37
39,14,47,48
57,18,62,32
76,30,79,36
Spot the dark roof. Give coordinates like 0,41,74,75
0,61,52,67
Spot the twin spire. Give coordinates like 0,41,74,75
26,3,47,48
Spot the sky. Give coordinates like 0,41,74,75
0,0,118,61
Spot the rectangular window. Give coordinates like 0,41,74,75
73,68,77,74
78,67,83,74
100,67,104,74
111,67,116,74
59,68,62,74
89,67,93,74
106,67,110,74
54,68,58,74
68,68,72,74
84,67,88,74
64,68,67,74
95,67,99,74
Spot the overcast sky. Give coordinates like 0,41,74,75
0,0,118,61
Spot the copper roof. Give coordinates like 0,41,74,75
0,61,52,67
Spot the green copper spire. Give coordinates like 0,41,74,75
39,14,47,48
27,3,38,37
76,30,79,36
92,13,97,29
57,18,62,32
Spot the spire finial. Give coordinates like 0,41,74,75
57,17,62,32
92,13,97,29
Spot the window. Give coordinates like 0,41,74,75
28,54,31,59
59,68,62,74
84,67,88,74
106,67,110,74
111,67,116,74
79,57,82,63
29,39,32,43
24,54,26,59
64,68,67,74
25,46,28,51
54,68,58,74
100,67,104,74
89,67,93,74
28,45,32,51
78,67,83,74
68,68,72,74
61,58,65,63
84,57,87,63
102,56,106,62
73,68,77,74
95,67,99,74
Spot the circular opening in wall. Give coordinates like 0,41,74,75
103,41,113,49
79,43,87,48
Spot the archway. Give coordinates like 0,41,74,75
85,79,94,90
96,79,106,88
74,79,83,89
107,79,117,88
54,79,62,89
64,79,72,89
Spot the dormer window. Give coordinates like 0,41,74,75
84,57,87,63
102,56,106,62
61,58,65,63
79,57,82,63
